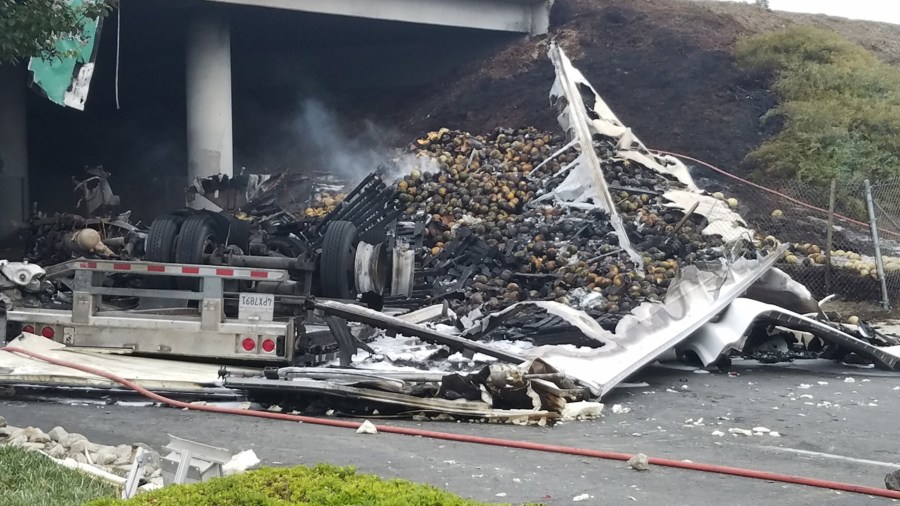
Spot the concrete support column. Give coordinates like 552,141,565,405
186,11,233,208
0,66,29,246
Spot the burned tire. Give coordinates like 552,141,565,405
175,215,220,265
145,215,184,263
175,215,221,291
319,221,358,299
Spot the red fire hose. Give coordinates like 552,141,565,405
4,345,899,500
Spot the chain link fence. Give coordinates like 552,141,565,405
687,164,900,310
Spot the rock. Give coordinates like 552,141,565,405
627,453,650,471
886,470,900,491
149,468,162,478
8,435,27,447
47,443,67,459
94,444,114,454
60,433,88,448
73,453,88,465
115,445,133,465
0,416,6,428
356,420,378,435
12,427,42,441
28,431,51,444
22,442,45,452
69,440,91,456
94,449,117,466
0,427,14,439
48,426,68,442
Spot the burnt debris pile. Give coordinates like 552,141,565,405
385,126,745,324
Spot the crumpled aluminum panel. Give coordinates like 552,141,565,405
536,45,753,248
680,297,900,370
522,244,788,397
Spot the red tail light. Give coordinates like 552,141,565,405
241,337,256,351
22,325,35,334
261,338,276,353
41,326,55,339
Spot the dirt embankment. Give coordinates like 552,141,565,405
371,0,900,176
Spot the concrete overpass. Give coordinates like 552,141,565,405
0,0,553,244
184,0,552,208
203,0,554,35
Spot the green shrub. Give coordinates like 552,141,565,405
735,26,900,184
86,464,500,506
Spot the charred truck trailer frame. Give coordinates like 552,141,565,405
0,174,417,364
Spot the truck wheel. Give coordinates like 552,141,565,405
175,215,221,291
320,221,358,299
175,215,220,265
145,215,184,263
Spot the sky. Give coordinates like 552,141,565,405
716,0,900,25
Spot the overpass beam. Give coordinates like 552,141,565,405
0,66,29,245
186,11,233,208
200,0,553,35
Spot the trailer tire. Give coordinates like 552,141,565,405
145,215,184,263
320,221,358,299
175,215,220,266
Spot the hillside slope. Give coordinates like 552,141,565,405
375,0,900,175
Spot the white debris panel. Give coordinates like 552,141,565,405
0,333,240,393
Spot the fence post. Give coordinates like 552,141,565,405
864,179,891,310
825,179,836,293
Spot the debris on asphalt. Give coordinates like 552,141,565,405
612,404,631,414
573,493,592,501
0,46,899,426
357,420,378,434
627,453,651,471
886,470,900,491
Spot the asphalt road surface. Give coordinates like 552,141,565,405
4,359,900,505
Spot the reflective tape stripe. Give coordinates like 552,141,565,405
73,261,285,280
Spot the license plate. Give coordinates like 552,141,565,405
63,327,75,345
238,293,275,321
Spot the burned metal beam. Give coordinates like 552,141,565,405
225,377,551,420
308,299,526,364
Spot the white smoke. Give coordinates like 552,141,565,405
293,99,435,184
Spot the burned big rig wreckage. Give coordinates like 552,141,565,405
2,47,899,422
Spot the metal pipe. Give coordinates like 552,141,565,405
253,281,302,295
864,179,891,310
208,253,296,270
825,179,836,293
310,299,526,364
